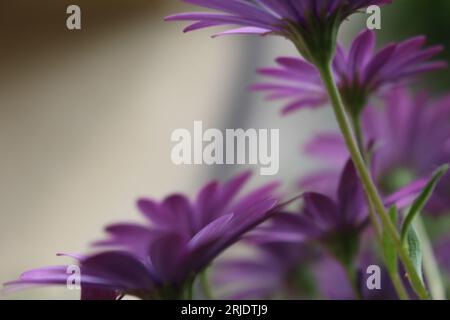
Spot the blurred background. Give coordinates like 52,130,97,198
0,0,448,299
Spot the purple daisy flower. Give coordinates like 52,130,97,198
252,30,446,115
249,160,424,267
251,161,367,267
165,1,392,65
213,238,400,299
4,172,279,300
212,171,419,299
302,87,450,215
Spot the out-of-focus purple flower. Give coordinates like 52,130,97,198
165,1,392,65
252,30,446,115
212,242,313,299
211,161,368,298
252,161,367,267
250,160,424,268
4,172,279,300
208,133,427,301
213,240,401,300
302,87,450,215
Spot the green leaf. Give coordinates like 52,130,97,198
400,164,448,242
383,206,398,274
406,226,424,284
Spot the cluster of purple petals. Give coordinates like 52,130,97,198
301,87,450,215
252,30,446,115
166,1,392,64
5,0,450,301
5,172,279,299
165,1,392,38
213,160,421,299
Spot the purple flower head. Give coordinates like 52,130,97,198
243,160,367,269
302,87,450,215
165,1,392,65
4,172,279,300
252,30,446,115
252,157,425,268
213,240,401,299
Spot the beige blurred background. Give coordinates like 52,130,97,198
0,1,358,299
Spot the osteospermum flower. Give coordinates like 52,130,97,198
252,30,447,116
252,30,446,115
302,87,450,215
250,160,424,266
213,242,401,299
223,161,425,300
4,172,279,300
165,0,392,66
256,161,368,267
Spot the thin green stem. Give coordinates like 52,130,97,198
183,276,195,300
186,285,193,300
352,116,366,162
387,267,410,300
200,270,213,300
415,216,446,300
318,62,429,300
351,116,382,238
367,204,382,239
351,112,409,300
343,264,362,300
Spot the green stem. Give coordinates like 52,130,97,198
343,264,362,300
351,115,409,300
200,270,213,300
184,276,195,300
388,268,410,300
351,116,382,238
415,216,446,300
352,116,366,161
318,62,429,300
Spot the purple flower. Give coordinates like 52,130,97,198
4,172,279,300
253,161,367,267
213,240,400,299
302,87,450,215
165,1,392,65
212,242,312,299
250,160,424,267
252,30,446,115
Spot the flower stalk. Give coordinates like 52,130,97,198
350,111,410,300
317,62,430,300
200,270,213,300
343,264,362,300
